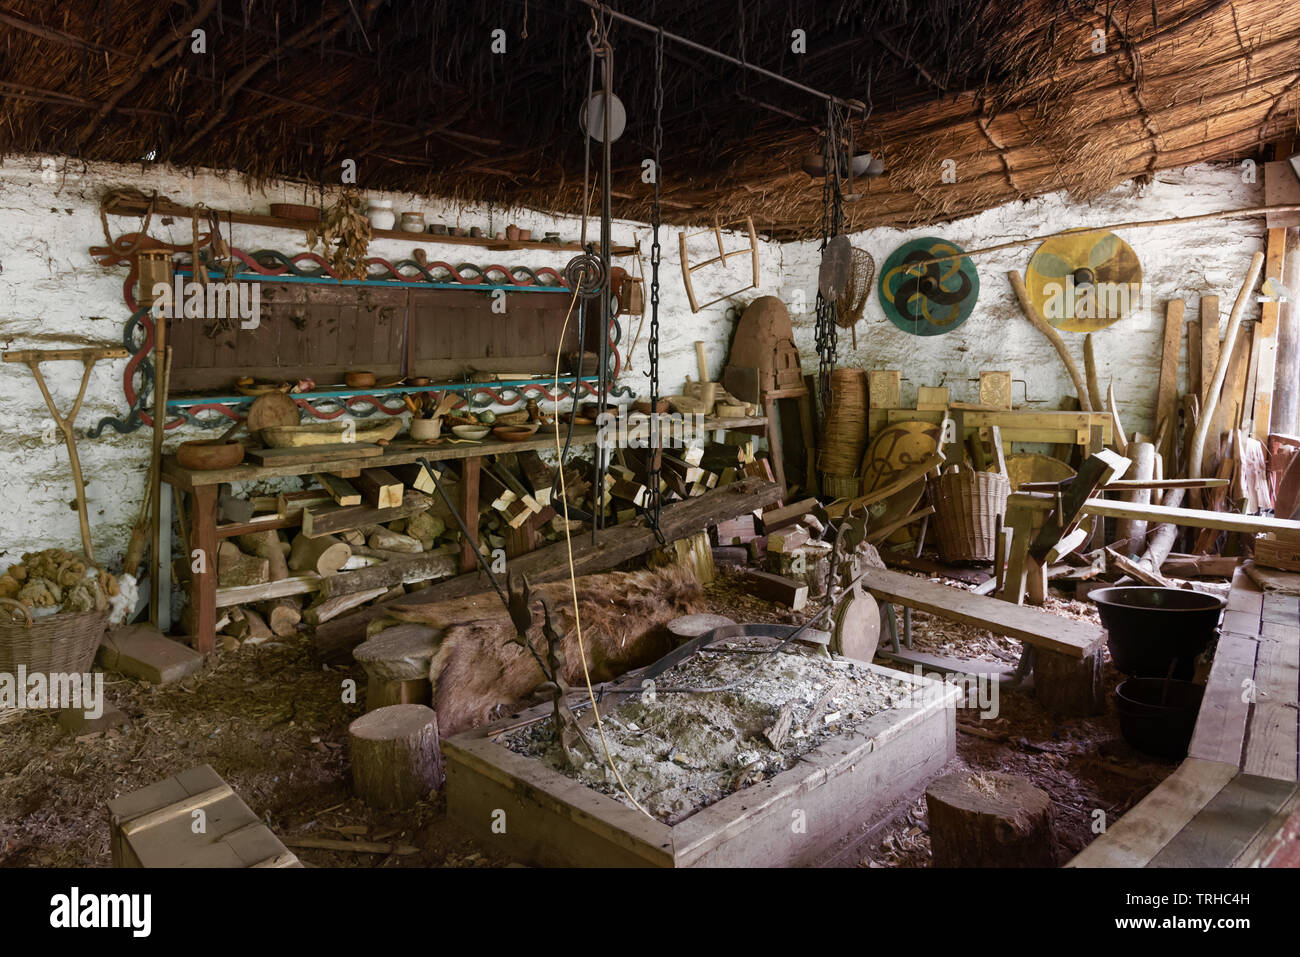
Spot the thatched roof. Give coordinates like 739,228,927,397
2,0,1299,238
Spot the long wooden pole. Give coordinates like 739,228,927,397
149,342,171,623
1008,270,1092,412
913,205,1300,269
1188,251,1265,480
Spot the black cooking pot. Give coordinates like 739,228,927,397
1114,678,1204,760
1091,586,1224,679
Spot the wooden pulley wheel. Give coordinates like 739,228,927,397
831,585,881,663
245,392,300,432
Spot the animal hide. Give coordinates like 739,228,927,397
385,565,703,736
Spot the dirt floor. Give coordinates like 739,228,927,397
0,561,1186,868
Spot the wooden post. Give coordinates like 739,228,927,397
458,458,481,573
1273,227,1300,436
1252,228,1287,441
191,484,219,653
348,704,444,809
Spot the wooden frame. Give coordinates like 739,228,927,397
678,217,760,313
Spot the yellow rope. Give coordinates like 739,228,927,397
551,286,654,820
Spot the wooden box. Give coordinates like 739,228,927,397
445,660,958,867
108,764,300,868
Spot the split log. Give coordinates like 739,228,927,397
404,511,446,549
348,704,444,809
262,599,302,637
225,606,272,643
926,771,1060,867
354,468,404,509
237,530,289,580
1115,441,1155,549
288,532,351,577
216,541,269,588
1188,251,1266,484
316,472,361,506
303,586,389,626
368,528,423,553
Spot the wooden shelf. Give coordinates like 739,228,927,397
105,196,637,257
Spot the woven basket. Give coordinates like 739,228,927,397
818,368,868,477
0,600,108,679
820,472,861,500
928,466,1010,562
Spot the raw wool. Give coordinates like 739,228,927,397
400,565,704,737
503,636,915,823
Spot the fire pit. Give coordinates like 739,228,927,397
444,633,958,867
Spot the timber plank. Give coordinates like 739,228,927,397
1243,624,1300,782
1083,498,1300,536
1156,300,1184,470
1148,773,1298,867
1187,634,1257,768
1068,758,1238,868
860,567,1101,657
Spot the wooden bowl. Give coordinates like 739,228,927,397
580,402,618,420
345,370,376,389
452,425,490,440
177,440,244,471
493,425,539,442
633,398,670,414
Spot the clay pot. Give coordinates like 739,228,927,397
400,212,425,233
505,224,521,241
367,200,396,231
518,228,532,241
177,440,245,471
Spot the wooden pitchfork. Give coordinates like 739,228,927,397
2,346,128,562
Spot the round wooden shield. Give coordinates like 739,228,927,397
832,588,881,662
878,237,979,336
859,419,942,495
1026,229,1141,333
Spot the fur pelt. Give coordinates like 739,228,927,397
386,565,702,737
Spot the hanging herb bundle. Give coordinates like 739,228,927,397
307,189,372,280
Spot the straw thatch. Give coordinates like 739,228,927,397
1,0,1298,237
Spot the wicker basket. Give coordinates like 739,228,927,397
928,466,1010,562
820,472,861,500
0,600,108,679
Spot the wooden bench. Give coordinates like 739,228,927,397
1071,569,1300,867
861,567,1106,715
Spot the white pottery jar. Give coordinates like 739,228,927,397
367,200,396,231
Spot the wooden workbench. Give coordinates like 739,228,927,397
163,415,768,653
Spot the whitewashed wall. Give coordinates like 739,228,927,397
0,156,783,564
0,157,1261,565
777,162,1264,433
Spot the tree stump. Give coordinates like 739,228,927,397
348,704,444,809
352,624,440,710
1034,639,1106,716
926,771,1059,867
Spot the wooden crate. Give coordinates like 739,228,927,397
108,764,300,868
